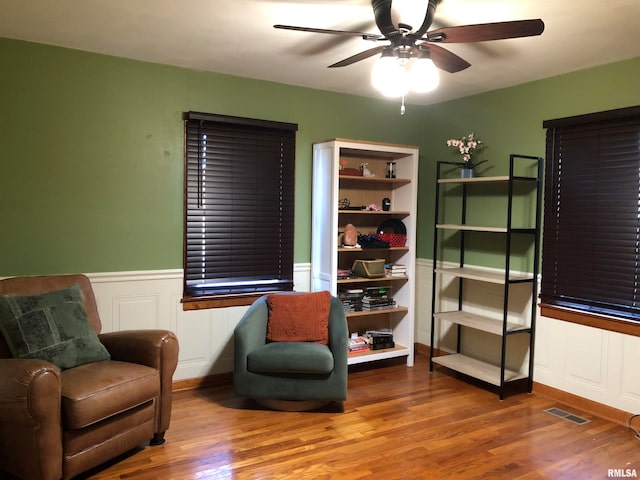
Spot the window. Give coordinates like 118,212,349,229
540,106,640,332
182,112,297,309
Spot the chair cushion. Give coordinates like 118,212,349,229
61,360,159,429
266,291,330,344
247,342,334,374
0,284,110,369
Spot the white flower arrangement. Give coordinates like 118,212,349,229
446,132,487,169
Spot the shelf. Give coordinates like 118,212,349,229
437,223,507,233
431,354,527,386
336,141,417,160
339,209,410,216
436,224,536,234
348,344,411,365
438,175,537,184
337,275,408,284
346,306,408,318
433,310,530,335
339,176,411,187
435,266,534,284
338,246,409,252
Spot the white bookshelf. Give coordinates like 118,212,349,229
312,139,418,367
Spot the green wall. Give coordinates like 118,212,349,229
0,37,427,276
417,56,640,266
1,35,639,276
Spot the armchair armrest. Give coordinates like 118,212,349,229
98,330,179,440
99,330,179,370
0,359,63,480
234,297,269,373
328,297,349,365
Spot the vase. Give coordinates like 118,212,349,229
460,168,474,179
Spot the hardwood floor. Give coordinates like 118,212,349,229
80,354,639,480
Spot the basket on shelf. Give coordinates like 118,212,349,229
351,259,386,278
377,233,407,247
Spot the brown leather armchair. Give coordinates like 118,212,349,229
0,274,179,480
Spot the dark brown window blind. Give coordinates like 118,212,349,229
183,112,297,300
541,106,640,322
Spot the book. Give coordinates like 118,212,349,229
366,328,393,335
385,263,406,271
367,334,393,344
385,263,407,277
348,336,370,352
370,341,395,350
339,289,364,312
364,286,391,296
337,268,352,280
361,295,396,310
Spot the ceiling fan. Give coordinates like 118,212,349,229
274,0,544,96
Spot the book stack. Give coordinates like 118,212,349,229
361,286,396,311
337,268,352,280
365,328,395,350
338,289,363,312
348,335,370,354
385,263,407,277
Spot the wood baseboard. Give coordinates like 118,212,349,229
532,382,634,426
415,342,446,358
175,344,635,428
173,372,233,392
415,342,634,426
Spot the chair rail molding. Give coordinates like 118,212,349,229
4,261,640,414
58,264,309,382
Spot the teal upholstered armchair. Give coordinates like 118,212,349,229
233,292,348,410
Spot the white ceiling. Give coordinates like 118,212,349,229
2,0,640,106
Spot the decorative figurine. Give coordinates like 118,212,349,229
360,163,375,178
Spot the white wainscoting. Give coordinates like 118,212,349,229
415,259,640,414
80,261,640,413
88,265,311,382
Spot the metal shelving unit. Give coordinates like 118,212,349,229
429,155,543,399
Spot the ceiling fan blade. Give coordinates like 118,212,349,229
424,43,471,73
328,46,385,68
426,19,544,43
274,24,382,41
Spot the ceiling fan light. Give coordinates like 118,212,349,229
371,52,396,92
371,54,409,98
409,57,439,93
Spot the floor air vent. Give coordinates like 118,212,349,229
545,407,590,425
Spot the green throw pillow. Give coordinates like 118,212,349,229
0,283,110,369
